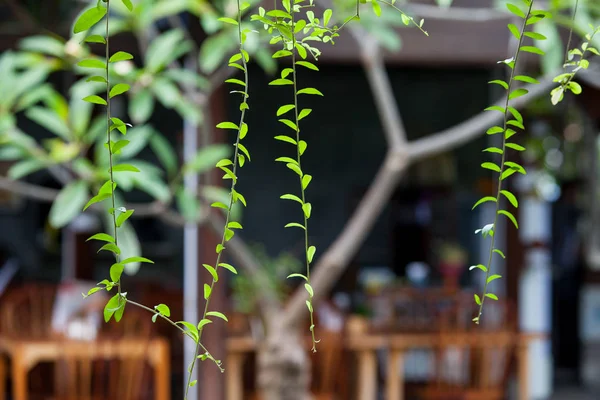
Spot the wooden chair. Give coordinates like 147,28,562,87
366,287,470,333
415,299,516,400
52,307,154,400
0,283,58,339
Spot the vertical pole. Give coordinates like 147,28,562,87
183,116,199,400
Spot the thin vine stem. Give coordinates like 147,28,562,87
125,299,211,355
290,7,319,353
475,0,534,323
183,0,250,393
563,0,579,67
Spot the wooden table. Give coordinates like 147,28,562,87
0,336,170,400
226,332,544,400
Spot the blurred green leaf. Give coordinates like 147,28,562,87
49,181,89,228
25,107,70,140
149,132,178,177
145,29,187,73
185,144,232,174
129,89,154,124
8,159,46,180
20,35,65,58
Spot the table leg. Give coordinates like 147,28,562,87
11,351,27,400
357,350,377,400
517,343,529,400
386,350,404,400
0,355,5,400
226,352,245,400
154,341,170,400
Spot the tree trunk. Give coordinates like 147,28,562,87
257,325,311,400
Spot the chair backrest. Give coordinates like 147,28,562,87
0,283,57,338
366,287,470,333
53,307,154,400
421,299,517,400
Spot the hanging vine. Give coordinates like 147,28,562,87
471,0,548,323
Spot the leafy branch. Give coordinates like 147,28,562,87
551,23,600,105
471,0,547,323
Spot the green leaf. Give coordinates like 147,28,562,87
279,119,298,131
274,135,296,145
302,202,312,218
506,3,525,18
86,233,115,243
178,321,199,342
277,104,295,116
486,126,504,135
110,263,124,282
483,147,503,154
83,95,107,105
304,283,314,297
298,109,312,120
507,23,521,39
485,293,499,301
83,193,111,211
493,249,506,259
197,319,212,330
84,35,106,44
302,174,312,190
513,75,539,84
506,142,525,151
498,209,519,229
203,264,219,282
285,222,306,230
269,78,294,86
472,196,497,210
372,0,381,16
218,17,239,26
112,163,140,172
307,246,316,263
218,263,238,274
487,274,502,284
288,273,308,281
297,88,324,96
500,190,519,208
98,243,121,255
298,140,307,155
216,122,239,130
509,88,529,100
103,294,120,322
204,283,212,300
240,123,248,139
48,181,89,228
154,304,170,317
520,46,545,55
474,294,482,305
507,106,523,123
481,162,501,172
121,0,134,11
485,105,505,114
225,78,245,87
281,193,303,204
74,5,107,34
206,311,228,322
121,256,154,264
109,51,134,63
489,80,508,89
77,59,106,69
296,61,319,71
469,264,488,272
116,209,134,227
109,83,131,98
228,221,243,229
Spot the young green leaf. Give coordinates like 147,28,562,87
74,6,107,34
206,311,228,322
109,51,134,63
